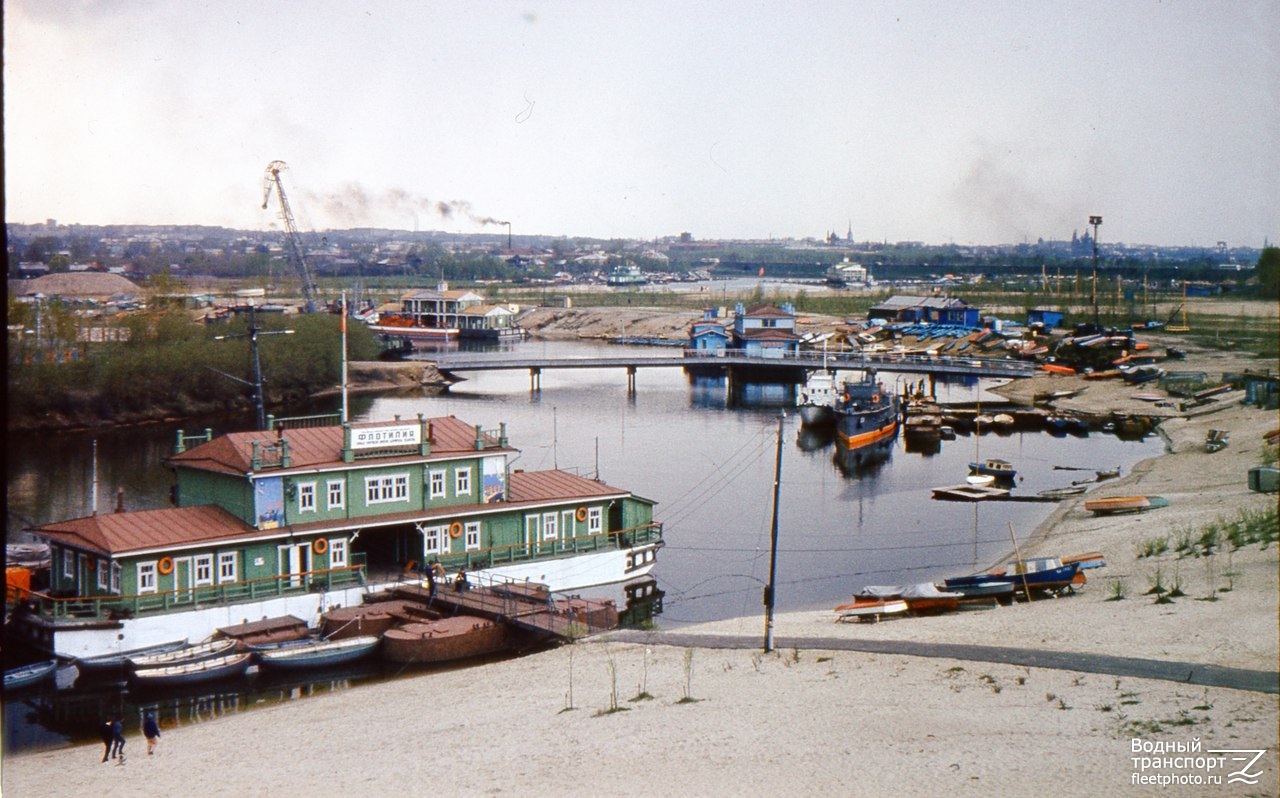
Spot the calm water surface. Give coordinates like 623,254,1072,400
5,339,1163,752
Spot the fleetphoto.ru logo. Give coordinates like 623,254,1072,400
1131,738,1268,787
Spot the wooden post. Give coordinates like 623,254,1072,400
1008,522,1032,602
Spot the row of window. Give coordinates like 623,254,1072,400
60,538,350,595
295,468,473,514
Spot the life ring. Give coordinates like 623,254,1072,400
157,557,174,576
871,393,881,404
312,538,329,555
449,522,463,539
575,506,588,523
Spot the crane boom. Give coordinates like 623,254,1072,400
261,160,320,312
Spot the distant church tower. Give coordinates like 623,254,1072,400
847,220,853,242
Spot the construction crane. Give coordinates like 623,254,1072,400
261,160,320,312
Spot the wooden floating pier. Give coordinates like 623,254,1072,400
389,581,619,640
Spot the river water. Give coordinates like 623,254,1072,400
5,338,1163,751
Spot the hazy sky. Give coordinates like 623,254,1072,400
5,1,1277,246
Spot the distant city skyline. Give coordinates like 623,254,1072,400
5,2,1277,248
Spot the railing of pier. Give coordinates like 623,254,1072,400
8,558,369,623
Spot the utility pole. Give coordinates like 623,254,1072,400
210,305,295,430
1089,215,1102,327
763,411,785,653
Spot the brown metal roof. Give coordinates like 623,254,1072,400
168,415,510,476
508,470,625,503
35,505,256,557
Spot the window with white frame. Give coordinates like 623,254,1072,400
588,507,603,535
218,552,237,583
97,560,109,590
329,538,348,567
366,473,410,504
327,480,345,510
455,468,472,496
194,554,214,586
542,512,558,541
423,525,447,556
464,521,481,551
429,469,446,499
298,481,317,513
138,562,158,594
62,548,75,580
111,563,121,593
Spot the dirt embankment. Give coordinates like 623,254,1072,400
332,362,450,395
516,306,705,341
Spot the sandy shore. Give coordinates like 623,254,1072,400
4,338,1277,797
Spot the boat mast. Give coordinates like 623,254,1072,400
763,411,785,653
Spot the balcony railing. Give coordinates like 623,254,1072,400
9,555,367,624
440,522,663,572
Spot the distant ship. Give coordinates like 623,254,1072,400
607,263,647,286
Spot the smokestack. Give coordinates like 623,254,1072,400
115,487,125,513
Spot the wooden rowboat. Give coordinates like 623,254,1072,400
4,659,58,690
128,652,253,688
1084,496,1168,515
128,638,238,671
834,597,908,623
72,640,188,680
253,636,381,672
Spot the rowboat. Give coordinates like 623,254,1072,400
1037,485,1087,499
1084,496,1168,515
1062,551,1107,570
4,659,58,690
834,597,908,623
938,580,1015,603
72,640,188,680
858,583,963,615
931,484,1010,502
253,636,381,672
128,652,253,689
947,557,1081,596
381,617,510,665
128,638,239,671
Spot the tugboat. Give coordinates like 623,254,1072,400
832,370,899,450
797,370,839,428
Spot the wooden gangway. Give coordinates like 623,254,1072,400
391,581,618,640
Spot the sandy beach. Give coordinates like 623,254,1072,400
3,334,1277,797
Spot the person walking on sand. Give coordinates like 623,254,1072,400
142,712,161,755
99,719,114,763
110,716,126,761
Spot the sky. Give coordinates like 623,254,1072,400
4,1,1278,247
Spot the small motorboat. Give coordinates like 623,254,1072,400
252,636,381,672
834,597,908,623
938,579,1016,604
128,652,253,689
969,457,1016,481
4,659,58,691
965,473,996,487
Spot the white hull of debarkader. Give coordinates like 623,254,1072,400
40,543,660,660
40,585,376,661
470,542,661,593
